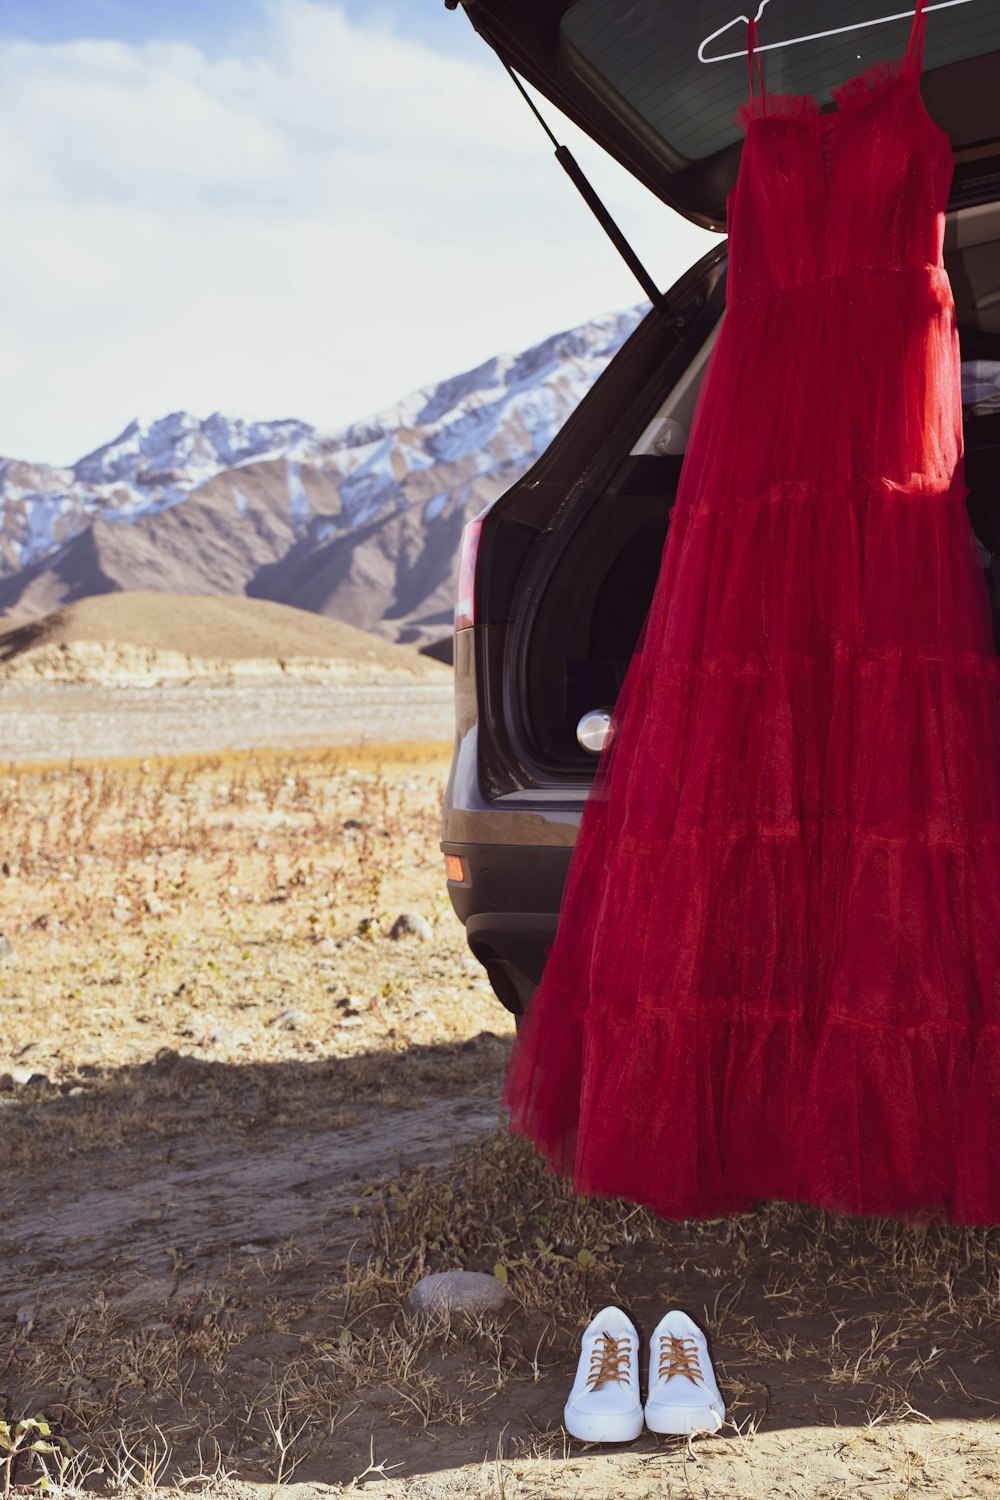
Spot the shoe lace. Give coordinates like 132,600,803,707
657,1334,703,1384
587,1331,631,1390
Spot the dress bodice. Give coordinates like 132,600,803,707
726,2,953,306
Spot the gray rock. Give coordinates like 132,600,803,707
8,1067,48,1088
179,1016,252,1047
407,1270,512,1320
0,932,15,964
270,1007,307,1030
389,912,432,942
209,1023,253,1048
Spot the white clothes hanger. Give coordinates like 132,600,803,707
698,0,973,63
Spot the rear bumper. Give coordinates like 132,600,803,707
441,839,570,1013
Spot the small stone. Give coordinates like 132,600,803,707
179,1016,251,1047
356,916,381,937
406,1270,512,1320
388,912,432,943
0,932,16,964
342,818,368,830
15,1305,36,1332
270,1007,306,1030
209,1023,253,1048
9,1067,48,1088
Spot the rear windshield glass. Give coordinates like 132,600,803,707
561,0,1000,162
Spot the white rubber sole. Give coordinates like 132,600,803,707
563,1405,644,1443
644,1402,725,1436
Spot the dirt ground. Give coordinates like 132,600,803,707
1,741,998,1500
0,680,454,762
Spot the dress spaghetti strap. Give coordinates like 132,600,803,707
746,13,765,112
904,0,929,78
743,0,930,117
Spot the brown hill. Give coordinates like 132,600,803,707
0,593,452,685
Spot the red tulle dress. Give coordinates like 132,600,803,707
503,0,1000,1225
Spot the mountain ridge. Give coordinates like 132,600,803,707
0,301,649,644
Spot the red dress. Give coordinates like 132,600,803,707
503,0,1000,1225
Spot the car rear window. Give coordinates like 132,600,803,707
560,0,1000,163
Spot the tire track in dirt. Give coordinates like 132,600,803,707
2,1093,502,1319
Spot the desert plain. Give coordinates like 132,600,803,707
0,598,998,1500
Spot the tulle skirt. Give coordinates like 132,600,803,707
502,265,1000,1225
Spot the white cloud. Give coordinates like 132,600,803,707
0,0,719,465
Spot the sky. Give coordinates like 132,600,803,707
0,0,720,466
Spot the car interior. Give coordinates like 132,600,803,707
524,199,1000,769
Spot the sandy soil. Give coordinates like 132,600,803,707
1,745,998,1500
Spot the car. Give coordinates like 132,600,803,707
440,0,1000,1020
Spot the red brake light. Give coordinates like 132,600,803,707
454,504,491,631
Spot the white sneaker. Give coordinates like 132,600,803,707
644,1309,725,1435
563,1306,643,1443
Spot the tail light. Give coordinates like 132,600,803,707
454,503,492,630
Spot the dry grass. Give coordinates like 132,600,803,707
0,742,501,1164
8,1128,998,1497
1,747,999,1499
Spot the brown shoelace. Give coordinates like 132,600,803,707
657,1334,703,1384
587,1332,632,1390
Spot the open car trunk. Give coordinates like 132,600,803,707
455,0,1000,792
514,200,1000,774
454,0,1000,232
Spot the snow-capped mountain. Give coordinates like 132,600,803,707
0,302,648,643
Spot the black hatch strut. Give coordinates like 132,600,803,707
501,61,670,316
442,0,671,318
497,61,668,315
